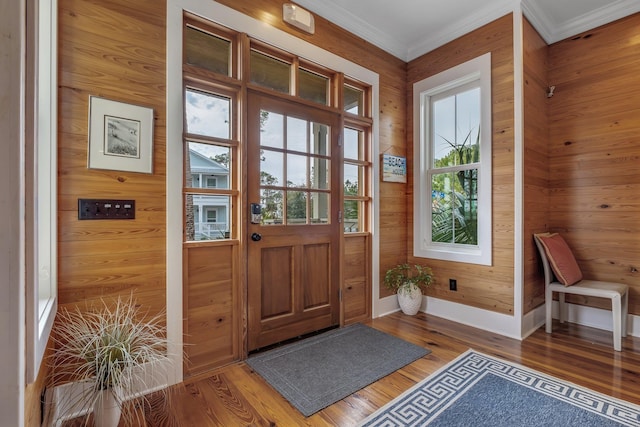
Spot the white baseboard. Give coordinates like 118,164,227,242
374,295,639,340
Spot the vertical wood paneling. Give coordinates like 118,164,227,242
184,244,240,376
343,235,371,324
522,18,549,313
406,15,515,314
547,13,640,315
57,0,167,317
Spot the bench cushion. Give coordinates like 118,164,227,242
536,233,583,286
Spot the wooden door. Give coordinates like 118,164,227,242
247,92,341,351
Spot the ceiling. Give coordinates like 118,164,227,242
294,0,640,61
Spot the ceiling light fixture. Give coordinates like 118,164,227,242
283,3,315,34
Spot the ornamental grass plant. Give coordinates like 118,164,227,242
49,295,173,426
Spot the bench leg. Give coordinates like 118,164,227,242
622,290,628,338
612,295,622,352
545,288,553,334
558,292,566,324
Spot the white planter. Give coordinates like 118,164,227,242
94,389,121,427
397,284,423,315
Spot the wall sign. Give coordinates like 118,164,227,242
381,154,407,183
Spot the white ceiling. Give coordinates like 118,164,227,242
294,0,640,61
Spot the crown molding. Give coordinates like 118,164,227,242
294,0,408,60
523,0,640,44
295,0,640,61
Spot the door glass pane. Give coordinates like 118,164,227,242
343,127,362,160
250,50,290,94
343,200,360,232
260,111,284,149
287,153,307,187
185,194,231,241
344,85,363,115
287,190,307,224
311,157,329,190
431,170,478,245
185,89,230,139
287,116,307,153
310,123,330,155
261,150,284,186
432,87,480,167
310,192,329,224
261,189,283,225
343,164,360,196
184,27,230,76
187,142,230,189
299,68,328,105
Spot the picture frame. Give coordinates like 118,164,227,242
381,154,407,183
88,96,154,174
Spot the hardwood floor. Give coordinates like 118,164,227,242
65,313,640,426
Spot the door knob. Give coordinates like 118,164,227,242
251,232,262,241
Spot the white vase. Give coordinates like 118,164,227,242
94,389,122,427
397,284,423,315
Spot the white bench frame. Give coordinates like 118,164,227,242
534,234,629,351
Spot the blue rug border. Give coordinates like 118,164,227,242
358,349,640,427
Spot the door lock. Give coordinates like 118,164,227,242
251,232,262,242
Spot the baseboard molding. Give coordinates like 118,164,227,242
374,295,639,340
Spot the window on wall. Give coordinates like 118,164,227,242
26,0,58,383
413,53,492,265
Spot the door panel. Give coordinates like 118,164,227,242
247,92,341,351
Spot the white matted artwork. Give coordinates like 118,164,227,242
88,96,154,174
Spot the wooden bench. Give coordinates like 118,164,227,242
533,233,628,351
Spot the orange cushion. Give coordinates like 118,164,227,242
537,233,583,286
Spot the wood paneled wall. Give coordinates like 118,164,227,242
522,18,549,313
406,15,516,314
57,0,167,311
547,13,640,315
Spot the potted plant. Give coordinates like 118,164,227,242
49,295,172,427
383,263,433,315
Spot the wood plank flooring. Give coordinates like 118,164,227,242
65,313,640,426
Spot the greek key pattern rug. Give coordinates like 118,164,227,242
359,349,640,426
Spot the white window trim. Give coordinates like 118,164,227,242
413,52,492,266
25,0,58,384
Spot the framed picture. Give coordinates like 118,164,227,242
381,154,407,183
88,96,154,174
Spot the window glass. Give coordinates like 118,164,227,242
310,123,330,156
185,89,230,139
287,153,307,187
432,86,480,168
344,164,361,196
343,127,362,160
286,190,307,224
185,194,231,241
299,68,328,105
261,189,284,225
260,150,284,187
431,170,478,244
184,27,230,76
343,200,361,232
287,116,307,153
343,85,363,115
260,111,284,149
187,142,230,189
310,192,329,224
250,50,290,94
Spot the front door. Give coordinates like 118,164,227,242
247,92,341,351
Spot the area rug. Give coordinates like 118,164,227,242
359,349,640,426
246,323,430,417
